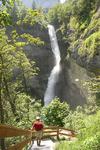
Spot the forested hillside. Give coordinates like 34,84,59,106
48,0,100,107
48,0,100,70
0,0,100,149
47,0,100,149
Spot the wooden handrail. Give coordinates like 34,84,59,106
0,125,31,138
32,126,76,138
33,127,76,137
44,126,58,129
7,138,31,150
59,127,76,133
0,125,32,150
0,124,77,150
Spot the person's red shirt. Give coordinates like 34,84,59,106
32,120,44,131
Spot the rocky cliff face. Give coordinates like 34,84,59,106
20,25,55,101
53,38,91,107
14,18,99,107
71,51,100,75
46,2,100,107
18,24,92,107
57,58,89,107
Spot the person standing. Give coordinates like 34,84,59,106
32,116,44,146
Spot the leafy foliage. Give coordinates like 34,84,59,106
82,132,100,150
0,28,39,122
64,109,86,130
0,4,44,146
48,0,100,59
0,0,15,5
0,0,44,128
47,0,100,110
56,110,100,150
20,33,44,46
16,6,47,27
78,31,100,58
0,0,100,149
47,2,100,149
42,98,70,126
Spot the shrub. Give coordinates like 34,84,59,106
55,110,100,150
82,132,100,150
42,98,70,126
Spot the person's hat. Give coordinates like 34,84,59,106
36,116,40,120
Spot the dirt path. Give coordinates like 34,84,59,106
30,140,55,150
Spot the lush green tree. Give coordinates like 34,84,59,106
0,1,45,149
0,0,15,27
7,93,42,128
0,6,11,27
42,98,70,126
16,6,47,27
0,28,17,150
0,0,15,5
0,26,44,120
0,26,43,149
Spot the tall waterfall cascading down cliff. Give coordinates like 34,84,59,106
44,25,61,105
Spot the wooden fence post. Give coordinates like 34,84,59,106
0,138,5,150
57,127,59,140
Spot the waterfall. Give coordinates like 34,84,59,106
44,25,61,105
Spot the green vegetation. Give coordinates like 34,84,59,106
55,110,100,150
78,32,100,57
0,0,100,149
47,0,100,149
42,98,69,126
0,0,44,124
0,1,45,149
41,99,100,150
48,0,100,59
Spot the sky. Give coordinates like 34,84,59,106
0,0,66,8
22,0,33,8
22,0,66,8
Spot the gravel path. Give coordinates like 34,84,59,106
30,140,55,150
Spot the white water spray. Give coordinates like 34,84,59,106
44,25,61,105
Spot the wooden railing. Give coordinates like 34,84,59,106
0,125,77,150
0,125,32,150
42,126,76,140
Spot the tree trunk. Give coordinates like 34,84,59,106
0,87,4,123
0,73,6,150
